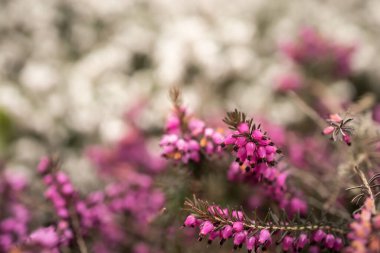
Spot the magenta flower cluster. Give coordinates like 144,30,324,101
183,204,345,252
38,157,127,253
37,157,79,245
36,152,166,253
160,107,224,164
222,122,280,176
86,126,166,226
87,124,167,253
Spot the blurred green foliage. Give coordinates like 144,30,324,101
0,108,13,153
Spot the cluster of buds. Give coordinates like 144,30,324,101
322,113,353,146
183,198,345,252
88,119,167,252
0,173,30,252
280,27,355,79
222,120,281,176
160,107,224,164
38,157,134,252
346,198,380,253
37,157,77,245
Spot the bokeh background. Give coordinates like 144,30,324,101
1,0,380,188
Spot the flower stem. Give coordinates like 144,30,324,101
288,91,326,129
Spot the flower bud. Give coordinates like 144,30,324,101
199,221,214,236
232,222,244,232
184,215,196,227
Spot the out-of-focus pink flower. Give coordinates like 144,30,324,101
160,107,224,165
275,72,303,91
322,113,354,145
280,27,356,79
289,197,308,216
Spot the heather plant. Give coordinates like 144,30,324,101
0,26,380,253
154,28,380,251
176,97,380,253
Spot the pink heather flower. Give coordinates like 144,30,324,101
207,205,225,217
160,108,224,165
334,237,344,251
289,197,308,216
221,225,233,239
325,234,335,249
165,115,181,134
322,113,353,146
313,229,326,242
222,121,280,177
199,221,214,236
184,215,197,227
160,135,200,164
61,183,74,196
296,233,309,250
258,229,271,244
282,236,294,251
233,231,246,248
322,126,334,135
189,119,206,136
237,123,250,133
37,156,51,174
208,231,220,244
246,236,256,253
277,172,288,190
232,222,244,232
28,226,59,248
343,134,351,145
231,210,244,221
56,171,69,184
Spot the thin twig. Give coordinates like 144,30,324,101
288,91,326,129
69,205,88,253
